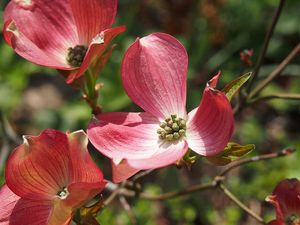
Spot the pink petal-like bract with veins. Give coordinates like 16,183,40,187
3,0,123,83
121,32,188,120
186,72,234,156
266,178,300,224
3,0,78,69
127,140,188,170
88,112,161,159
69,0,117,44
111,160,140,183
66,26,126,83
0,185,64,225
5,129,105,201
3,129,105,225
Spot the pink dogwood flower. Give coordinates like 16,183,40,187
3,0,125,83
266,178,300,225
0,129,106,225
87,32,234,183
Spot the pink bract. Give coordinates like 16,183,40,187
266,178,300,225
0,129,106,225
87,32,234,183
3,0,125,83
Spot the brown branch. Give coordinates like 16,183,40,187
248,43,300,99
220,147,295,177
132,169,154,182
103,182,125,207
103,148,295,224
119,196,137,225
249,93,300,104
119,181,218,201
219,184,266,224
246,0,286,93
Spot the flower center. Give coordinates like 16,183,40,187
157,114,186,141
66,45,88,67
57,187,69,200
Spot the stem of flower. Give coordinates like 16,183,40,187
83,69,102,114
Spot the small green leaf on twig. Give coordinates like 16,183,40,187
207,142,255,166
222,72,252,101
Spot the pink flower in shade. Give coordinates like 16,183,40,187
0,129,106,225
87,32,234,183
266,178,300,225
3,0,125,84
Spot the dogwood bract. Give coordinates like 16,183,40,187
266,178,300,225
88,33,234,182
3,0,125,83
0,129,106,225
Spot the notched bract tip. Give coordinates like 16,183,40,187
68,130,88,148
22,135,33,147
92,32,105,45
14,0,35,10
91,115,102,126
6,21,19,36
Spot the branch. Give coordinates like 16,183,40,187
119,196,137,225
103,148,295,224
132,169,154,182
220,147,295,177
246,0,286,93
121,181,218,201
249,93,300,104
248,43,300,99
103,181,125,207
219,184,265,224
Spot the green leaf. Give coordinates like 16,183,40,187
206,142,255,166
222,72,252,101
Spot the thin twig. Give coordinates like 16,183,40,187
249,93,300,104
119,196,137,224
248,43,300,99
219,184,266,224
132,169,154,182
103,148,295,224
118,182,216,201
103,181,125,206
138,181,217,201
220,147,295,177
246,0,286,93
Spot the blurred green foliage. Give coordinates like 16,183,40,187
1,0,300,224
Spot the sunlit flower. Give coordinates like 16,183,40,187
3,0,125,83
88,33,234,183
0,129,106,225
266,178,300,225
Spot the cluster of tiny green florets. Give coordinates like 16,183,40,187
157,114,186,141
66,45,88,67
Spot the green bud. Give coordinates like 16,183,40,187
173,132,180,139
165,126,173,133
172,123,179,131
179,119,186,128
179,129,185,136
160,122,167,128
167,120,173,126
166,134,173,141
